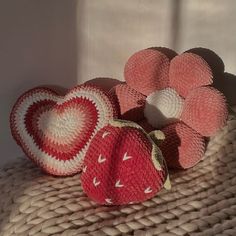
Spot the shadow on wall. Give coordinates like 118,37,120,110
187,47,236,107
0,0,78,166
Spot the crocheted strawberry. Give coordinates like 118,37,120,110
10,84,118,176
81,120,170,205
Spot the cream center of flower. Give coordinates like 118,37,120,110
144,88,184,128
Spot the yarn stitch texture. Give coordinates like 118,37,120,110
0,114,235,235
10,84,118,176
111,47,228,169
81,119,169,205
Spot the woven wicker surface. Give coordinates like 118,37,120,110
0,115,236,236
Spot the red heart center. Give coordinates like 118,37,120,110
25,97,98,161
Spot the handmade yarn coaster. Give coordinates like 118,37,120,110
111,47,228,169
10,84,118,176
81,119,170,205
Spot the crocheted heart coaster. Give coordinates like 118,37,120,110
112,47,228,169
10,84,118,176
81,119,170,205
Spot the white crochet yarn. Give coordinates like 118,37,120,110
144,88,184,128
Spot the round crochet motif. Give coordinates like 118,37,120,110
10,84,118,176
144,88,184,128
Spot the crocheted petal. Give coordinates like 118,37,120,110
124,48,170,96
181,87,228,136
169,52,213,97
160,122,206,169
110,83,146,121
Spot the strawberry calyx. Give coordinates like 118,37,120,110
149,130,165,145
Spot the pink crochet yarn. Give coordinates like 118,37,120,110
124,49,170,95
169,53,213,97
160,122,206,169
10,84,118,176
85,77,122,92
81,120,170,205
109,83,146,121
112,47,228,169
181,87,228,136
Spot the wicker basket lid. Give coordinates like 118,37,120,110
1,113,236,235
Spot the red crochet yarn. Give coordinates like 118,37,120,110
10,84,118,176
81,120,170,205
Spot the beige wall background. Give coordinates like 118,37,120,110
0,0,236,166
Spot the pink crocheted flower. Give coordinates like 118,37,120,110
111,48,228,169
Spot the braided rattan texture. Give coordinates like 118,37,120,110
1,115,236,236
